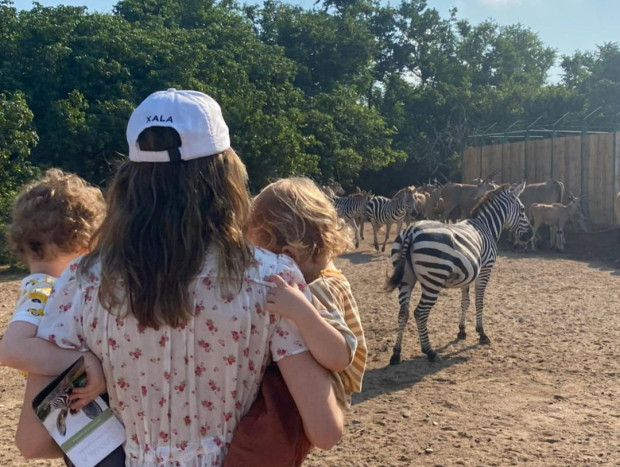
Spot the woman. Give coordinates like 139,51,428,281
34,89,343,465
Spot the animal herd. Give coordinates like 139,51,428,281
323,176,595,254
322,178,619,364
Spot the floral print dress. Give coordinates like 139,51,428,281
36,246,309,467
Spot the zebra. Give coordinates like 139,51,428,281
385,182,531,364
320,181,345,198
333,192,372,248
36,377,103,436
366,186,416,252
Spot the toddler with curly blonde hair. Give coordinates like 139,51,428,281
0,169,109,463
225,177,367,467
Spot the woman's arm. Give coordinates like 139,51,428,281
277,351,344,450
15,373,63,459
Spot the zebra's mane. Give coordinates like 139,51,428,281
393,185,414,198
470,184,511,217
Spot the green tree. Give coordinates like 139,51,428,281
562,42,620,116
0,91,39,262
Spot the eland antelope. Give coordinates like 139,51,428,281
438,179,498,222
529,195,588,252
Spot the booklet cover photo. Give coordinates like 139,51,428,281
32,356,125,467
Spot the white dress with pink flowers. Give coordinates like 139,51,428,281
37,246,309,467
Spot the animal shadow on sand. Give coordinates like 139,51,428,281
498,238,620,275
340,249,386,266
353,338,478,406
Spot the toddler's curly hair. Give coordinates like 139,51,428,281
249,177,352,262
7,168,106,261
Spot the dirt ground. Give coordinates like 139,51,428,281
1,228,618,466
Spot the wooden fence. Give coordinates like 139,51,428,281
462,131,620,225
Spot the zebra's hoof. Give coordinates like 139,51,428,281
426,350,441,362
457,331,467,340
389,354,401,365
479,335,491,345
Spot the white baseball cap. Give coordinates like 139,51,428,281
126,88,231,162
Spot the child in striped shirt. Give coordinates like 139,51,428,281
225,177,367,466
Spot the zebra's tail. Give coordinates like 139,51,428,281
385,228,409,292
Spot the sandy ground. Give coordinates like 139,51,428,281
1,227,618,466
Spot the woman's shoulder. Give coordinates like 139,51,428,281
194,247,304,292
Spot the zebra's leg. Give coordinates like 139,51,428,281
390,268,416,365
474,269,492,345
390,302,410,365
372,221,380,251
458,286,470,339
359,216,365,240
414,285,441,361
349,218,360,248
382,223,393,252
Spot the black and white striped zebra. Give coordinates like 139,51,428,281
365,186,416,252
37,379,103,436
385,182,531,364
333,192,372,248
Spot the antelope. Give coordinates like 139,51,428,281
403,189,430,225
438,177,498,222
510,179,565,246
529,195,588,252
519,179,565,214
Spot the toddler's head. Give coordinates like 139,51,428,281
248,177,352,265
7,169,106,266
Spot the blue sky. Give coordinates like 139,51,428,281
10,0,620,82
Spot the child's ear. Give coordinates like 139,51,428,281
281,246,299,263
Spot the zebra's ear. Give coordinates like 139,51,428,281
511,181,526,197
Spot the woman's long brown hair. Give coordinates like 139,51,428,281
80,128,253,329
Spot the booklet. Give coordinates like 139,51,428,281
32,356,126,467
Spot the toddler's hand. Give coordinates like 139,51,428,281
264,274,310,321
69,351,106,410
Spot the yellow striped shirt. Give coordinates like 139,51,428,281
309,270,367,409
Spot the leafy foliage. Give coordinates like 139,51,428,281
0,91,39,263
0,0,617,215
